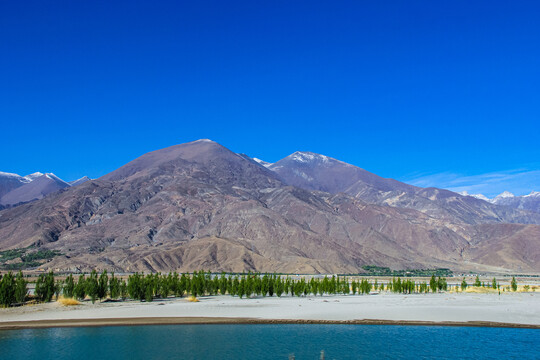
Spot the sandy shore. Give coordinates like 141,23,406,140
1,292,539,330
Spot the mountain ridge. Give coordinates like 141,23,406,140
0,140,538,274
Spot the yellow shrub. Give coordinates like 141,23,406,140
57,297,81,306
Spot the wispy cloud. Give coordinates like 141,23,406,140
401,168,540,198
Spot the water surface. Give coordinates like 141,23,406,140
1,324,538,359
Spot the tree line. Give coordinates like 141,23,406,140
1,270,517,307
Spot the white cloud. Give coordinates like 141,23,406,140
401,168,540,198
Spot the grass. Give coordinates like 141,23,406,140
57,297,81,306
460,285,538,294
464,287,498,294
187,296,199,302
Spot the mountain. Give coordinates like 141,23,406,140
0,140,538,274
458,191,540,215
269,152,540,226
490,191,540,214
0,172,91,208
0,172,29,198
269,151,413,195
69,176,91,187
24,172,45,182
0,173,70,206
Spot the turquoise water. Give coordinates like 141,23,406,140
0,324,538,359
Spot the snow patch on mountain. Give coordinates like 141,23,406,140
23,172,44,182
0,171,26,180
253,158,273,168
458,191,490,201
293,169,314,182
290,151,332,164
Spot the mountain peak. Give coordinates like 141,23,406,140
191,139,216,144
23,172,44,182
288,151,332,164
69,176,91,187
495,191,515,199
0,171,25,179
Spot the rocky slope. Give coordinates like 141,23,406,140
269,152,540,225
0,140,538,273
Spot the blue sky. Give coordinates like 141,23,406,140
1,1,539,196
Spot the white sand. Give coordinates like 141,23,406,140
1,292,539,327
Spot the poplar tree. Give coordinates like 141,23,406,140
35,272,55,302
0,272,15,306
429,275,437,293
54,280,62,300
145,276,154,302
75,274,87,300
511,277,518,292
109,273,120,299
63,274,75,298
120,280,128,300
86,270,99,303
15,271,28,303
98,270,109,300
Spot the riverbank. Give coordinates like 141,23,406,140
1,292,539,330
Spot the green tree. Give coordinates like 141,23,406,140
0,272,16,306
98,270,109,300
511,277,518,292
15,271,28,304
492,278,497,290
63,274,75,298
219,273,228,295
109,273,120,299
54,280,62,300
75,274,87,300
127,273,144,301
437,277,447,291
144,276,154,302
120,280,127,300
35,272,55,302
461,279,468,291
86,270,99,303
474,275,481,287
429,275,437,293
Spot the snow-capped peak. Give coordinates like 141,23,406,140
44,173,70,185
290,151,330,164
524,191,540,198
23,172,44,182
192,139,215,143
0,171,24,179
494,191,515,199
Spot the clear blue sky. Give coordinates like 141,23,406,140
1,1,539,195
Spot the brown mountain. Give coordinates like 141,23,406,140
0,140,538,274
269,151,540,226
